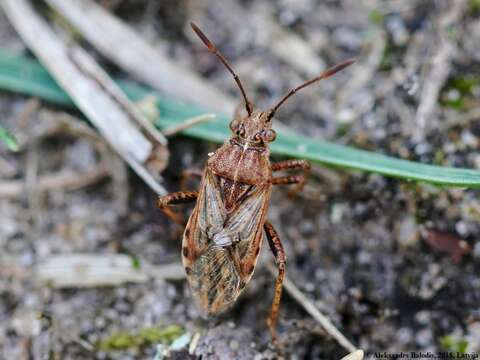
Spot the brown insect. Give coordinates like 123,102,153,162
157,22,354,342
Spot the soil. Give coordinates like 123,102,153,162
1,0,480,359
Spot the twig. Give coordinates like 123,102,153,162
36,254,148,288
163,114,216,137
68,46,167,146
36,255,185,288
341,350,365,360
188,333,201,355
0,165,110,199
25,142,40,226
2,0,168,196
45,0,236,115
0,109,115,198
144,262,186,281
266,262,357,353
414,0,469,142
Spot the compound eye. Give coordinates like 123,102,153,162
262,129,276,142
235,124,246,138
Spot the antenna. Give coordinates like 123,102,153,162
190,22,253,115
267,59,355,121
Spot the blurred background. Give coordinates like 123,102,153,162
1,0,480,358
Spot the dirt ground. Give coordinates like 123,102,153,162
1,0,480,359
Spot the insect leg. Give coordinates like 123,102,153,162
156,191,199,225
271,159,311,196
264,221,286,344
272,159,311,172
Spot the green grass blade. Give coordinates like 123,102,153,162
0,48,479,187
0,123,20,152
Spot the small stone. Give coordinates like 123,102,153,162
415,310,431,325
337,108,355,124
170,333,192,351
466,322,480,351
386,16,409,46
12,310,41,337
416,328,433,347
229,339,239,350
445,89,461,102
396,216,419,247
455,221,469,236
461,130,479,148
414,142,431,156
397,327,413,344
472,154,480,169
330,203,345,224
357,250,372,265
473,242,480,259
332,28,362,51
304,282,315,292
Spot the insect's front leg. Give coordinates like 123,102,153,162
156,191,199,225
264,221,286,344
271,159,311,196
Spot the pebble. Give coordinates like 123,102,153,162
466,322,480,351
396,327,413,344
386,16,409,46
415,328,433,347
396,216,419,247
472,154,480,169
415,310,431,325
473,242,480,259
330,203,345,224
461,130,479,148
0,217,17,239
455,221,469,237
414,142,431,156
12,310,41,337
171,333,192,351
337,108,355,124
332,27,362,51
229,339,240,350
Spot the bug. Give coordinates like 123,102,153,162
157,22,355,343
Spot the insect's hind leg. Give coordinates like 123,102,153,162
264,221,286,344
271,159,311,197
156,191,198,225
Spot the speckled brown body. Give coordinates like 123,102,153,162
182,111,273,315
156,22,353,343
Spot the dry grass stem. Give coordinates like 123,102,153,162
2,0,168,195
45,0,236,115
68,46,168,146
163,114,217,137
414,0,469,141
266,262,357,352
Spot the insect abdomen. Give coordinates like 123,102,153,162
182,169,270,315
186,244,241,315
